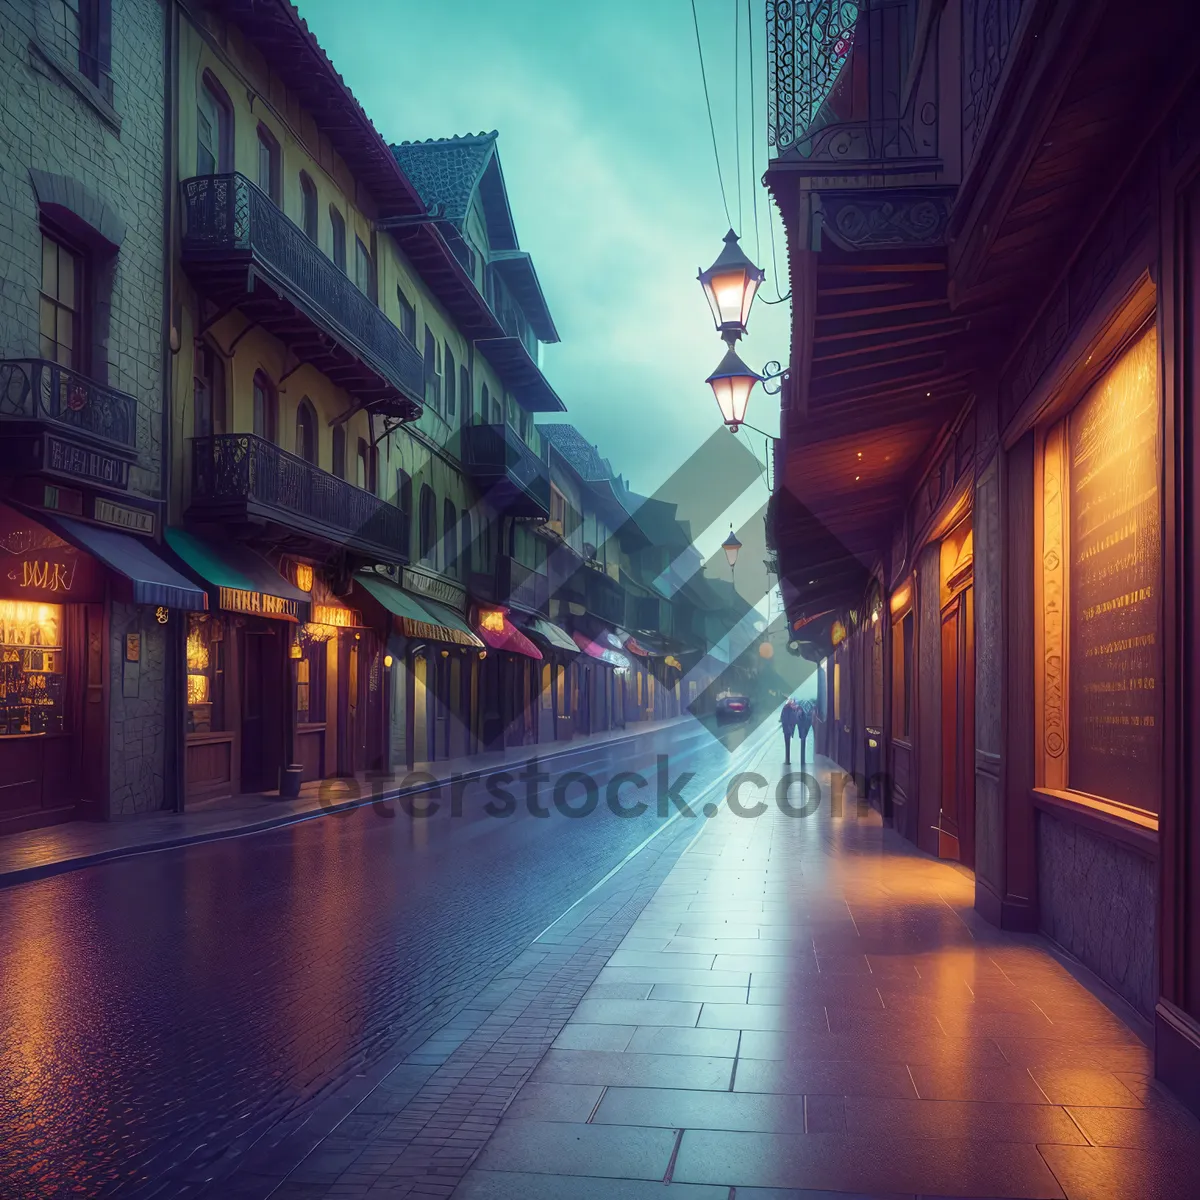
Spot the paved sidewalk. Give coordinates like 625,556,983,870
0,716,692,888
453,756,1200,1200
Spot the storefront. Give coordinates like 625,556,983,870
570,627,630,734
473,605,542,749
522,615,578,742
0,504,206,830
167,528,309,801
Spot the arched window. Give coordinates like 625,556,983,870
396,468,413,555
331,425,346,479
299,172,318,241
460,509,473,576
443,499,458,576
252,371,276,441
481,383,490,425
356,438,369,490
330,206,347,273
445,346,457,418
256,123,281,203
295,398,317,463
459,365,470,426
193,341,226,438
197,72,233,176
418,485,437,564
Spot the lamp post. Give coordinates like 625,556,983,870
722,526,742,595
706,348,762,433
698,230,765,345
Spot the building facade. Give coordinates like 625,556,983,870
766,0,1200,1115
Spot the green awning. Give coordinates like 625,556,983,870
355,573,483,648
166,528,308,620
524,616,579,654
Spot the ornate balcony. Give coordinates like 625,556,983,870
189,434,408,564
460,423,551,518
0,359,138,491
181,174,424,419
470,553,549,614
584,565,626,628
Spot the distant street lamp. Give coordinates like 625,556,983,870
707,347,762,432
698,230,765,344
722,526,742,594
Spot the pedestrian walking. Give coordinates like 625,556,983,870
794,700,812,769
780,699,798,763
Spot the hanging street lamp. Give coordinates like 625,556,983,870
698,230,766,345
707,346,762,432
722,525,742,596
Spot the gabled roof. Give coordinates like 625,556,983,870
391,132,558,343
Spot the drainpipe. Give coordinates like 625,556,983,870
161,0,186,813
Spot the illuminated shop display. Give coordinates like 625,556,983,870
186,614,225,734
0,601,64,736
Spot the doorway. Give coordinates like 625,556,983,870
938,528,975,864
240,621,284,793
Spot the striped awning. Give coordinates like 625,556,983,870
355,573,483,647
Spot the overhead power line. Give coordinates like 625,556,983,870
691,0,733,229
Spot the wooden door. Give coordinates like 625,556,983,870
240,622,283,792
411,652,429,765
938,587,976,864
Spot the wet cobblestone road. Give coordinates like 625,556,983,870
0,720,755,1199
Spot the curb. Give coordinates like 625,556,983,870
0,719,713,890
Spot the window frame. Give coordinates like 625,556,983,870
295,398,318,464
252,371,277,442
396,286,417,343
331,424,346,479
329,205,347,273
299,172,319,241
193,339,226,439
38,228,85,371
256,123,282,204
418,485,438,565
443,499,459,577
354,235,376,302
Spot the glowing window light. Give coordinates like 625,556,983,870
479,608,506,634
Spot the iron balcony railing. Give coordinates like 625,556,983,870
190,433,409,561
181,173,425,404
584,565,626,628
460,423,551,517
0,358,137,449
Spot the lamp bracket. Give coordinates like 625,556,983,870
760,360,788,396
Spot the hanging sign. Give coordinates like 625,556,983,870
0,504,104,602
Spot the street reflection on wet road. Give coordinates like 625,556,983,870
0,718,772,1198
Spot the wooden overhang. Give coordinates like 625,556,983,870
205,0,506,345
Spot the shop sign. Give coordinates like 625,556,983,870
45,436,131,489
218,586,298,620
402,566,467,613
93,498,155,536
0,505,104,602
312,604,361,628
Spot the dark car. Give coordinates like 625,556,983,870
715,694,752,722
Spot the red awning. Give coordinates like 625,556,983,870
477,613,542,659
572,632,631,670
623,636,650,657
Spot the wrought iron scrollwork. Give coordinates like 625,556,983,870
0,359,137,448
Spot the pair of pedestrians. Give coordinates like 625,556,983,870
779,698,810,766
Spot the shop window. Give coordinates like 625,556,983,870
193,341,225,438
296,638,327,724
443,499,458,576
445,345,457,417
256,124,281,204
40,231,84,369
0,601,64,736
833,659,841,722
329,205,347,273
295,399,317,464
185,614,226,734
1054,325,1162,813
197,72,233,176
541,663,552,710
418,485,437,564
397,285,417,342
331,425,346,479
252,372,276,441
299,172,318,241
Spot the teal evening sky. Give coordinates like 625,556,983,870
294,0,791,498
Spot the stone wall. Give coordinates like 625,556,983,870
1037,810,1156,1017
0,0,166,498
107,601,168,815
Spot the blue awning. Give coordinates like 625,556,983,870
42,514,209,611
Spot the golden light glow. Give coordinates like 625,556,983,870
300,622,335,644
313,605,354,628
186,628,210,671
294,563,314,592
831,620,847,646
187,674,209,705
758,642,774,659
478,650,488,660
479,608,506,633
384,654,393,668
0,601,61,647
890,585,911,615
289,641,303,660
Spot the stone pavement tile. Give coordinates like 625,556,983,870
593,1085,807,1133
733,1058,918,1099
607,950,717,970
1064,1100,1200,1151
469,1118,677,1180
646,983,749,1003
1026,1067,1145,1108
664,936,795,956
671,1129,1066,1197
733,1190,912,1200
530,1048,734,1091
597,964,751,988
583,982,654,1000
825,1008,947,1039
502,1082,604,1123
625,1024,740,1057
733,1032,1010,1069
699,1003,826,1032
715,952,819,974
993,1037,1152,1073
1037,1143,1200,1200
752,979,884,1008
451,1170,728,1199
842,1096,1087,1144
552,1023,636,1052
907,1063,1051,1104
570,997,702,1027
804,1094,846,1133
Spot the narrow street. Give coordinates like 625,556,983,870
0,719,764,1199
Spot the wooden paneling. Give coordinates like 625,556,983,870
186,734,234,801
916,544,942,855
296,726,325,782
